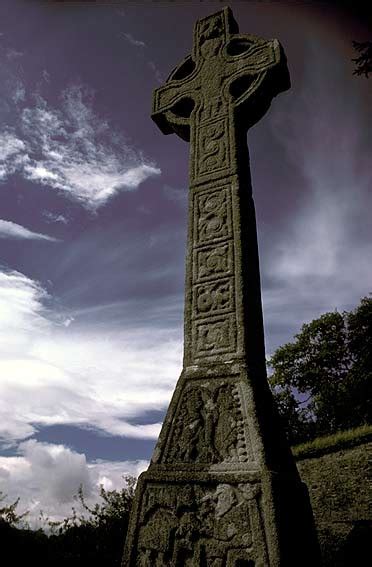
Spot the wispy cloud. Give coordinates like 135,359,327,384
120,30,162,82
163,184,187,207
122,32,145,48
12,81,25,104
148,60,163,83
42,69,50,84
0,439,148,526
0,268,181,447
260,40,372,354
0,85,160,210
0,131,26,179
5,48,23,60
43,211,69,225
0,219,59,241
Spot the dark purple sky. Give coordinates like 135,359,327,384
0,0,371,524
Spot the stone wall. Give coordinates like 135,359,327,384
296,440,372,566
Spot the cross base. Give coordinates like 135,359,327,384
122,364,319,566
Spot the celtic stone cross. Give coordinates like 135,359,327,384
123,7,319,566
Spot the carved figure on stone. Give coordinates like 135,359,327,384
202,95,226,122
198,13,224,46
164,382,248,465
136,548,151,567
168,387,212,462
172,510,201,565
199,483,256,564
137,507,177,566
214,484,252,544
135,482,260,567
214,385,240,461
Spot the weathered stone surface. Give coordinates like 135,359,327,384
122,7,319,566
297,440,372,566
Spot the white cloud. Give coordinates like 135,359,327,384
0,440,148,527
0,268,181,447
0,219,58,241
148,60,163,84
0,270,51,340
0,131,26,179
0,85,160,209
43,211,69,225
5,48,23,60
163,184,187,206
20,439,93,503
122,32,146,48
42,70,50,84
12,81,25,104
119,30,162,82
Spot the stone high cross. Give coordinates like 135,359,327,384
123,7,319,566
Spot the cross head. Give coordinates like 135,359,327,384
152,6,290,184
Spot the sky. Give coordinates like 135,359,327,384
0,0,371,526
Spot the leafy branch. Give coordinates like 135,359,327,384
352,41,372,77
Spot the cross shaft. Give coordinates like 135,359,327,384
152,7,290,368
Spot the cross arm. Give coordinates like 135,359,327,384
152,55,201,141
222,33,290,127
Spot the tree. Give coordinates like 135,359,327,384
0,490,28,526
346,296,372,424
45,476,136,567
352,41,372,77
269,295,372,444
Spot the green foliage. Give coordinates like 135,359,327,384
347,296,372,423
1,477,136,567
269,295,372,444
352,40,372,77
46,475,136,534
44,476,136,566
0,490,28,526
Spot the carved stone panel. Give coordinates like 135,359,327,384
200,95,227,123
163,381,250,465
196,11,225,51
194,314,236,357
193,277,234,318
134,480,267,566
195,187,232,246
196,117,229,177
194,241,233,282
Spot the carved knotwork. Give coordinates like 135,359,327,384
194,241,233,282
194,315,236,357
197,117,229,176
195,188,231,245
194,277,234,317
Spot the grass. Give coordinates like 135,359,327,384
292,424,372,460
